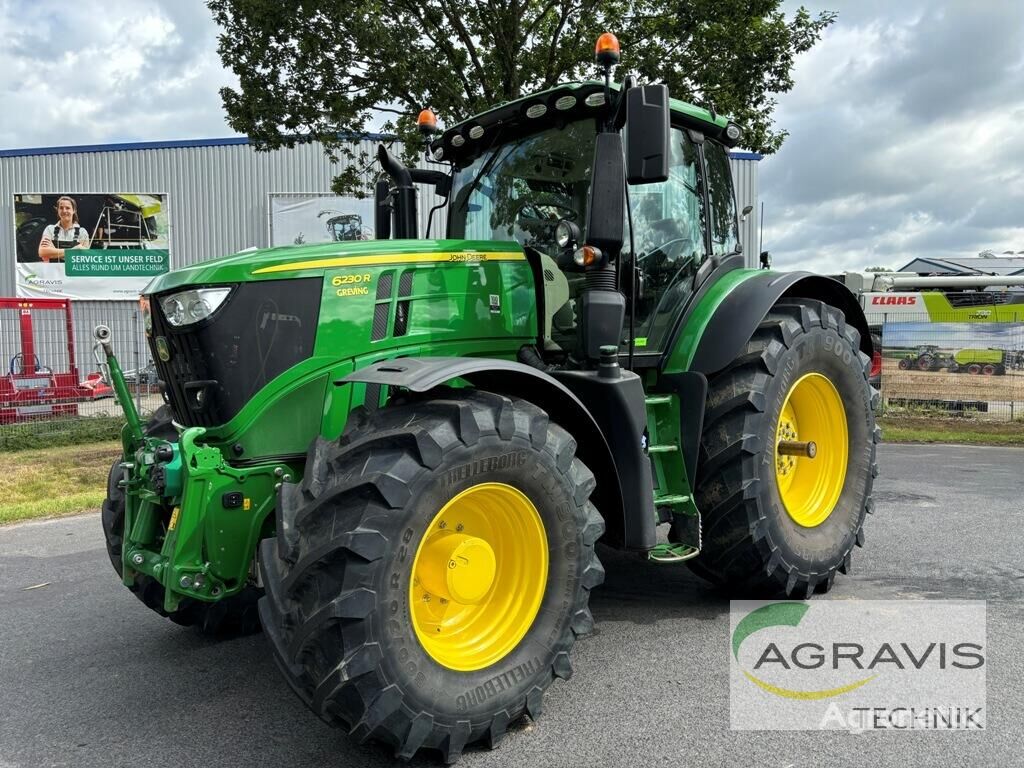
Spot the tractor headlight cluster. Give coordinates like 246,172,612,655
555,220,580,249
160,287,232,327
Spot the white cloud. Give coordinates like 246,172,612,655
0,0,238,149
762,1,1024,272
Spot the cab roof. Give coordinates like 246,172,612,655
432,81,740,166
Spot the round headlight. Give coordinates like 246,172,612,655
188,297,212,321
162,297,185,326
432,146,445,161
451,134,465,147
725,123,742,141
468,125,484,139
554,95,577,111
555,220,577,249
584,92,606,107
526,103,547,119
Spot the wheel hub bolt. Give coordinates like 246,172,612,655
131,553,144,566
179,575,193,589
778,440,817,458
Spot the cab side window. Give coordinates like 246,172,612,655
703,141,739,256
625,128,705,351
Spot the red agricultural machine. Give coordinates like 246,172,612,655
0,297,112,424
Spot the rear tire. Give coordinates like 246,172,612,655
258,389,604,762
101,405,262,635
688,299,879,597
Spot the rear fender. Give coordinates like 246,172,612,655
682,271,872,377
665,270,872,481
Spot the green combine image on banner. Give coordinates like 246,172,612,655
14,193,170,300
881,320,1024,411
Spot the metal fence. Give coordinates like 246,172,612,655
878,312,1024,421
1,300,159,447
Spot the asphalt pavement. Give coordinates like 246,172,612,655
1,443,1022,767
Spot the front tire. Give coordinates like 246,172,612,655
688,299,879,596
258,390,604,762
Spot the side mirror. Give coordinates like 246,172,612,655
760,250,772,270
741,204,753,222
625,85,670,184
585,132,625,259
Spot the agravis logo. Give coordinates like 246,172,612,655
732,603,876,700
729,600,987,731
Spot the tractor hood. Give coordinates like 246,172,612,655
143,239,526,295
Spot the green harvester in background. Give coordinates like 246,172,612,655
952,347,1016,375
95,33,879,763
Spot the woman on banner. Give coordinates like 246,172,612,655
38,195,90,262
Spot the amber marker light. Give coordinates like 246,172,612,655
573,245,602,267
595,32,620,66
417,108,439,134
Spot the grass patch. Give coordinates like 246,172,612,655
0,440,121,525
0,416,124,452
879,416,1024,446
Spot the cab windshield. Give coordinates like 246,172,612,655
447,119,596,253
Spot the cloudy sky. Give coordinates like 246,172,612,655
1,1,1022,273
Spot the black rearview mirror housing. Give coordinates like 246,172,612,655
625,85,670,185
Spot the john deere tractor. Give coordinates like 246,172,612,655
96,35,878,763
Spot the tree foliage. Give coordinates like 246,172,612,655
208,0,834,194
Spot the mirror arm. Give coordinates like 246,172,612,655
613,74,637,130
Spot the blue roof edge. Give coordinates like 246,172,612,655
0,133,397,159
3,135,761,160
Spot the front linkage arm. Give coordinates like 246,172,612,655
92,325,291,612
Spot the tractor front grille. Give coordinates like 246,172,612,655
148,278,322,427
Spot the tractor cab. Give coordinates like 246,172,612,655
376,74,745,370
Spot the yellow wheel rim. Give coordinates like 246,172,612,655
410,482,548,671
774,373,848,527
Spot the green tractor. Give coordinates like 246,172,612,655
96,36,878,763
896,344,952,371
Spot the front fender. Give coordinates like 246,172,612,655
343,357,644,549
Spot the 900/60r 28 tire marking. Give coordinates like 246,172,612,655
258,389,604,763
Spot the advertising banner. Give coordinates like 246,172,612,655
269,194,374,247
881,320,1024,408
14,193,170,300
